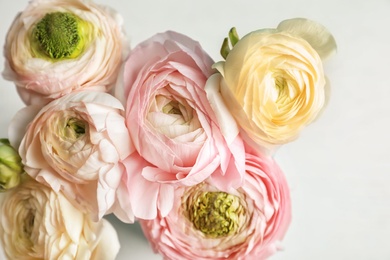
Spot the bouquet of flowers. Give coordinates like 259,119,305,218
0,0,336,259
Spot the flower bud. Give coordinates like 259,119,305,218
0,139,23,192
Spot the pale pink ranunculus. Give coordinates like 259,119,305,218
114,31,245,221
0,176,120,260
139,151,291,260
9,91,132,221
3,0,129,106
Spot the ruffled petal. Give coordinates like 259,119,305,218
277,18,337,61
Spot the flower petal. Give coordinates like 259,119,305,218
205,73,239,145
277,18,337,61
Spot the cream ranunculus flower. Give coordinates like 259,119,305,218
0,177,120,260
3,0,129,106
208,18,336,151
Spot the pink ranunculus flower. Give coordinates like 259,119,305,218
114,31,246,221
9,91,132,221
3,0,130,106
139,151,291,260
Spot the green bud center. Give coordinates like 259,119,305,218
31,12,93,60
187,191,244,238
65,118,86,138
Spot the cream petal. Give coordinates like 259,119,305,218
212,61,226,76
58,195,84,243
90,219,120,260
205,73,240,145
277,18,337,61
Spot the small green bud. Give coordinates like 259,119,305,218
31,12,93,60
0,139,23,192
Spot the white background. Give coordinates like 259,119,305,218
0,0,389,259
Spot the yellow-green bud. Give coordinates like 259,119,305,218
31,12,93,60
186,191,245,238
0,139,23,192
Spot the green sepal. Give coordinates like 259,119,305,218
228,27,239,47
220,37,230,60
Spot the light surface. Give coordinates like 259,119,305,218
0,0,389,259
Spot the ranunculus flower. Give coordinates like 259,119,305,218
0,176,120,259
113,31,246,221
139,151,291,260
0,139,23,192
207,18,336,151
9,91,132,221
3,0,129,106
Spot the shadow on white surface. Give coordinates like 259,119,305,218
104,215,162,260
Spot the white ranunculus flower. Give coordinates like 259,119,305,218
3,0,130,106
0,177,120,260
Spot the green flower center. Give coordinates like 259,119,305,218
65,118,86,138
31,12,92,60
187,191,244,238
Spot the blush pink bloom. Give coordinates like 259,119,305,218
114,31,245,221
3,0,129,106
9,91,132,221
139,152,291,260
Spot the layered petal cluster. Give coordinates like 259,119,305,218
140,151,291,260
9,91,132,221
3,0,129,105
208,18,336,151
115,31,246,221
0,177,120,259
